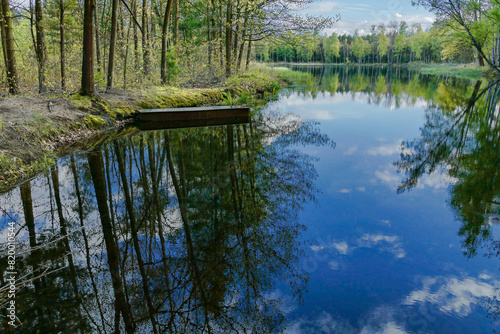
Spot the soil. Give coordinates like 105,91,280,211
0,89,141,192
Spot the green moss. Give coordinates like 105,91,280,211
69,122,82,131
70,94,93,110
139,87,225,109
96,99,135,119
84,115,106,129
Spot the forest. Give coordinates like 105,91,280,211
0,0,499,97
258,1,500,71
0,0,334,95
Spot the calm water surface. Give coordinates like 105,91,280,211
0,66,499,333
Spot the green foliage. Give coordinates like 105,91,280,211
377,33,390,59
240,92,249,104
352,36,365,62
418,64,488,80
165,50,181,83
273,67,316,86
223,91,238,106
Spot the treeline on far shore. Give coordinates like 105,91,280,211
255,0,500,75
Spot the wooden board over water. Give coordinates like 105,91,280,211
136,116,250,130
136,106,250,123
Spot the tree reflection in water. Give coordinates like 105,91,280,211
395,79,500,318
0,112,334,333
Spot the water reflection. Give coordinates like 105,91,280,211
2,65,499,333
285,65,475,110
395,79,500,257
394,79,500,323
277,65,500,332
0,114,333,333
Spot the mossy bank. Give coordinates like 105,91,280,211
0,66,294,193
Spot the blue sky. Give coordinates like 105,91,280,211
299,0,435,35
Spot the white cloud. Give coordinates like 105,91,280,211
415,171,456,190
344,145,358,155
357,186,366,192
360,322,408,334
480,273,493,280
301,1,341,15
375,163,455,191
310,234,405,259
286,311,357,334
334,241,350,254
403,275,500,317
265,290,298,315
339,188,352,193
310,245,324,252
323,14,435,36
329,260,340,270
358,234,406,259
287,307,409,334
375,169,400,185
367,143,402,156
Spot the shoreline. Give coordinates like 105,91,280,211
0,67,291,193
267,62,495,80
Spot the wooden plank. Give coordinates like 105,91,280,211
136,116,250,131
136,106,250,122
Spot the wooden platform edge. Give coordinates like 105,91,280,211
135,105,250,123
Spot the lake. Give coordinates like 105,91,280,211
0,65,499,333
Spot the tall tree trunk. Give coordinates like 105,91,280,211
207,2,212,66
34,0,46,93
236,7,249,71
133,0,139,74
106,0,119,89
165,133,213,328
123,18,131,89
173,0,179,51
81,0,94,95
50,166,80,296
1,0,18,94
142,0,149,76
478,54,485,66
0,9,7,69
218,1,223,67
94,0,101,72
59,0,66,90
20,182,42,291
232,0,240,62
225,0,233,76
87,150,136,334
114,141,159,334
245,31,252,71
70,155,107,332
160,0,174,84
20,182,47,327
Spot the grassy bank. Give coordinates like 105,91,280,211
408,63,492,80
0,66,292,193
